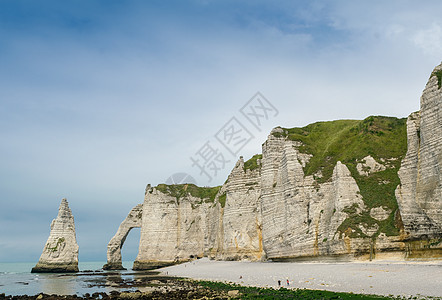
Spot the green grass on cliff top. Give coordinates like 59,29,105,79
155,183,220,203
244,154,262,171
273,116,408,237
273,116,407,182
432,69,442,89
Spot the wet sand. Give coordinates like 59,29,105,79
160,258,442,298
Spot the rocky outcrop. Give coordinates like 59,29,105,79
103,204,143,270
370,207,392,221
357,156,387,176
396,62,442,244
32,198,79,273
209,157,263,261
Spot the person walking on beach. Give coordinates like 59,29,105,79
278,280,281,287
286,278,289,286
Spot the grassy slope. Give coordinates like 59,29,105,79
273,116,408,238
244,154,263,171
155,183,220,205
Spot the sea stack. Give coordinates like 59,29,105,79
32,198,79,273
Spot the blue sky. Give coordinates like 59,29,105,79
0,0,441,263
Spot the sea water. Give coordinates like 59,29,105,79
0,261,137,296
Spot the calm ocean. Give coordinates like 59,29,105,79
0,261,137,296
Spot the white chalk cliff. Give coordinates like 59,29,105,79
395,63,442,256
209,157,263,261
259,136,368,260
32,198,79,273
103,204,143,270
133,185,214,269
105,62,442,269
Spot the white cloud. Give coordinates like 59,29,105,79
412,23,442,57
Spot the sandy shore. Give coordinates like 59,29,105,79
160,258,442,298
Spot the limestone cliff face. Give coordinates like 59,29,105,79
396,62,442,243
260,131,368,260
112,63,442,268
32,198,79,273
133,186,214,270
125,158,265,269
209,157,263,261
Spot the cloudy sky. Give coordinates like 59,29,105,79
0,0,441,263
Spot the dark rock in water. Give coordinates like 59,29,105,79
31,262,79,273
102,262,126,271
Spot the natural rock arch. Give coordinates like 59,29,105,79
103,204,143,270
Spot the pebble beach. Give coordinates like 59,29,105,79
161,258,442,298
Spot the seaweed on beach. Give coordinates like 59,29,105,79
196,280,436,300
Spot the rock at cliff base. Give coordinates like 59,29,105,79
31,198,79,273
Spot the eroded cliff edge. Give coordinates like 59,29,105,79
395,63,442,258
106,62,442,269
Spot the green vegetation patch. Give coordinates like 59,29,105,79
244,154,262,171
273,117,407,183
47,237,65,252
273,116,408,238
197,280,398,299
431,69,442,89
155,183,221,204
218,192,227,208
